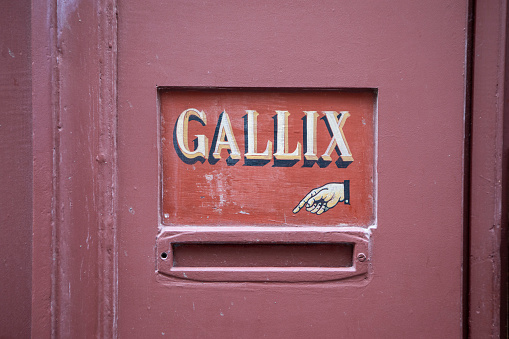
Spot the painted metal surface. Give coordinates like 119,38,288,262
156,227,369,282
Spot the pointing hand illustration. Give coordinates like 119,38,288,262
293,181,350,215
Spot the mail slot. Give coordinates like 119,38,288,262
170,243,354,268
156,228,369,282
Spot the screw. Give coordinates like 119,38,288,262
357,253,367,262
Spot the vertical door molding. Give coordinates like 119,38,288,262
31,0,118,337
470,0,509,337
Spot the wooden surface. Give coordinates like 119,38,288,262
13,0,509,337
31,0,118,337
118,0,468,337
0,0,32,337
469,0,509,336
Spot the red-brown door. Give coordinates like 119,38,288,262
117,1,468,337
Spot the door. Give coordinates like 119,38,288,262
117,1,468,337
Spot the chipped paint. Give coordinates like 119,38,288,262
57,0,80,34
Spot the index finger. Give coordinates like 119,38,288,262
293,189,316,214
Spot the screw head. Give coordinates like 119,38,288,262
357,253,367,262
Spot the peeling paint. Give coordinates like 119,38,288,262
57,0,80,34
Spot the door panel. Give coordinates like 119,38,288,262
118,1,467,337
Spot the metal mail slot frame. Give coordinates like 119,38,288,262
156,227,370,282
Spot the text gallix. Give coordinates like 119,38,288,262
174,108,354,165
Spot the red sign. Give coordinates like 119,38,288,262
160,89,375,227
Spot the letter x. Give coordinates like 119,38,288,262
321,111,353,162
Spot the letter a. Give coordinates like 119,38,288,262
212,111,241,159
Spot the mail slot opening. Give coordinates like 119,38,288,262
171,243,354,268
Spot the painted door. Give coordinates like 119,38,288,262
118,1,468,337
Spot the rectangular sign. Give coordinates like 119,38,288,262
160,88,375,227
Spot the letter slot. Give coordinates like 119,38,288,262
156,228,370,282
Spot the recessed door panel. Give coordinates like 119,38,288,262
118,1,467,337
160,88,375,227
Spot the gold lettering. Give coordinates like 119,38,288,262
245,110,272,160
274,111,301,160
304,111,319,161
176,108,208,159
321,111,353,162
212,111,241,159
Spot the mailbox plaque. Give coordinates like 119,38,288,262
160,89,375,227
